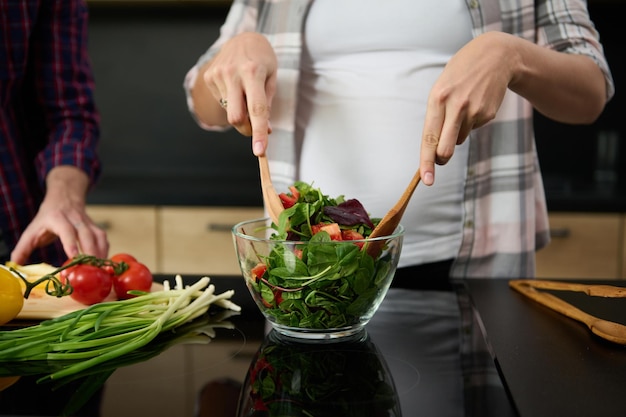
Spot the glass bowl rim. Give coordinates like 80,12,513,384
232,217,404,243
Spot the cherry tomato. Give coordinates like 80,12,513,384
61,264,113,305
113,261,153,300
101,253,137,277
0,266,24,326
110,253,138,265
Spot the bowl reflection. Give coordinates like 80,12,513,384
237,329,402,417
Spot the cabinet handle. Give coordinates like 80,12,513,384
207,223,234,232
549,228,571,238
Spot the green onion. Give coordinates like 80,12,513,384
0,276,240,382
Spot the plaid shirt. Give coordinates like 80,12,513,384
0,0,100,265
185,0,614,278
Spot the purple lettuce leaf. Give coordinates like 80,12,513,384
323,199,375,229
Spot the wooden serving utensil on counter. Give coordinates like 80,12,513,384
510,279,626,345
366,168,421,258
258,155,284,225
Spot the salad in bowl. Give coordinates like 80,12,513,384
232,182,404,340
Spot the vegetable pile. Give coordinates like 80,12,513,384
241,182,401,331
0,253,156,326
56,252,153,304
0,276,240,383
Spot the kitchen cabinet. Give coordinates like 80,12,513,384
87,205,264,276
157,206,264,276
535,212,624,279
88,207,624,279
86,205,159,272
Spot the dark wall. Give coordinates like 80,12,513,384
86,3,262,206
534,1,625,207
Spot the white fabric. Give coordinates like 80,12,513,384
296,0,473,267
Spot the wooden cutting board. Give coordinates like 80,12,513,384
17,282,164,320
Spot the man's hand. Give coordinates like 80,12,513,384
10,166,109,264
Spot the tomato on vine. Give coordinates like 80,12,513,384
97,253,131,276
60,261,112,305
6,253,153,307
110,253,138,265
113,260,152,300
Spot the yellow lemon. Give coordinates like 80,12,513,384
0,265,24,326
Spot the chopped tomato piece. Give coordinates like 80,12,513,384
341,229,365,248
274,289,284,305
341,230,364,240
251,263,267,283
311,223,342,240
278,186,300,208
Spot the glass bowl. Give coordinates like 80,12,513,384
232,218,404,341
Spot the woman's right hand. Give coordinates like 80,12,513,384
200,32,277,156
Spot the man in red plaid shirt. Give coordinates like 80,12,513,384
0,0,108,267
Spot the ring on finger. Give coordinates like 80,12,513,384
219,98,228,109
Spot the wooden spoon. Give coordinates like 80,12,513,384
366,168,421,258
510,280,626,345
258,155,284,225
512,279,626,298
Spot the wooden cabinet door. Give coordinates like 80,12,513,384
86,205,158,272
536,213,621,279
158,206,264,276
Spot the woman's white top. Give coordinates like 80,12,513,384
296,0,473,267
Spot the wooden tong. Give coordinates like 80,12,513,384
509,279,626,345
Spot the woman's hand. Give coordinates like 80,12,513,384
419,32,513,186
197,32,278,156
419,31,606,186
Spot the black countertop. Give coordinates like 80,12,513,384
2,276,626,417
0,275,513,417
464,279,626,417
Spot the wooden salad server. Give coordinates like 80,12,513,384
258,155,284,225
510,279,626,345
366,167,421,258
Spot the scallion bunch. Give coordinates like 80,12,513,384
0,276,240,382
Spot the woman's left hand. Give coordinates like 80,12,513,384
419,32,514,185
